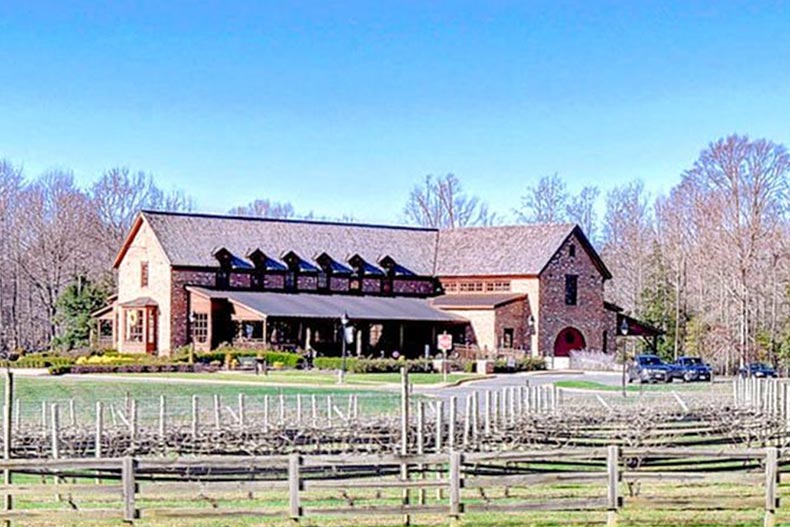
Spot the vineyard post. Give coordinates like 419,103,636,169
417,401,425,505
2,370,12,526
129,400,138,446
158,395,166,440
400,366,410,526
483,391,491,436
448,396,457,450
310,395,317,427
238,393,245,431
68,399,75,428
213,394,221,430
95,401,103,459
435,399,444,500
191,395,199,444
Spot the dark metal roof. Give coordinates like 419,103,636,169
140,211,438,275
431,293,527,310
119,296,158,308
188,287,467,323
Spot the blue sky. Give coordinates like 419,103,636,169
1,1,789,223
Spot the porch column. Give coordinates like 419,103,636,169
399,324,405,351
262,317,268,348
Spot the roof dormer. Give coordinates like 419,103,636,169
378,255,416,277
282,251,319,273
247,249,287,271
348,254,385,276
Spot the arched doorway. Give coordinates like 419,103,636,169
553,327,586,357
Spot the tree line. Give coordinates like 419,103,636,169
1,133,788,371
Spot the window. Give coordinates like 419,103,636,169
486,281,511,292
444,282,458,293
285,271,296,291
216,270,230,289
569,244,576,258
503,328,514,349
565,274,578,306
125,309,144,342
140,261,149,288
193,313,208,343
459,281,484,292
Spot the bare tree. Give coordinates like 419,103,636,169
681,135,790,366
228,199,296,219
515,173,569,224
404,174,496,229
566,186,600,242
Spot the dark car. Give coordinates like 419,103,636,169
672,356,712,382
627,354,675,383
739,362,777,378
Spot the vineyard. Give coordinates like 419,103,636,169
0,372,788,526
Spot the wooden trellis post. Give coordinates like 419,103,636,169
765,447,778,527
607,445,620,527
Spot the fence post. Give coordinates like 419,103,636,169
122,456,138,522
449,450,462,526
3,370,13,526
765,446,778,527
238,393,245,431
191,395,199,443
288,453,301,522
607,445,620,527
129,399,138,445
400,367,410,526
158,395,166,441
95,401,103,459
213,394,221,430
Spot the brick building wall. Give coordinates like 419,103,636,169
116,219,172,354
538,232,607,356
170,268,216,353
494,299,531,351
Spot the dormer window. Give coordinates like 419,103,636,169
348,254,384,276
378,256,415,277
212,247,233,289
247,249,287,272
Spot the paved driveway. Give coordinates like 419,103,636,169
418,370,623,400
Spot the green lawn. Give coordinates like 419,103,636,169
113,370,484,387
555,379,716,392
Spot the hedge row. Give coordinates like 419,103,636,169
312,358,434,374
0,356,75,369
193,349,304,368
49,363,214,376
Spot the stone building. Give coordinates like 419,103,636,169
94,210,656,366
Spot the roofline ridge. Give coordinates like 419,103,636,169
140,209,439,233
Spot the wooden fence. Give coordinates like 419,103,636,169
0,446,783,526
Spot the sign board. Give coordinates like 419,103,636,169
437,333,453,352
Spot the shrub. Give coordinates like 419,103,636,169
312,358,434,374
193,349,304,369
48,363,214,375
492,357,546,373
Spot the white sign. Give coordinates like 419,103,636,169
437,333,453,351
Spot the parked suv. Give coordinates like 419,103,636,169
739,362,777,378
627,354,675,383
672,356,712,382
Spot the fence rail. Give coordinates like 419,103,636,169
0,446,784,525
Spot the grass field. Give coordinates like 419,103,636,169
554,379,716,392
134,370,484,386
1,473,779,527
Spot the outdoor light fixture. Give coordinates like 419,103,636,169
338,312,351,384
620,317,629,397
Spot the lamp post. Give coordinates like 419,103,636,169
338,312,350,384
526,315,535,357
619,317,629,397
188,312,196,365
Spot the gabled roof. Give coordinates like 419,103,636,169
118,211,437,275
113,211,611,280
436,223,611,279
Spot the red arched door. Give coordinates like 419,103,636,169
553,327,586,357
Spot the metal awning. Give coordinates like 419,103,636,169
431,293,527,310
188,287,467,323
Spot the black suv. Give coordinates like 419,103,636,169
672,356,712,382
627,354,675,384
739,362,777,378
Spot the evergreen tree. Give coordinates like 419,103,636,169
52,277,111,350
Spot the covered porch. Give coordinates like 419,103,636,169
186,287,467,358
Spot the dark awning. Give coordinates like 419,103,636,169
188,287,467,323
431,293,527,310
